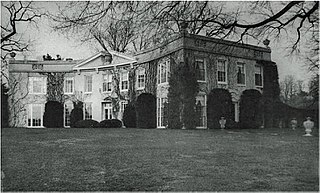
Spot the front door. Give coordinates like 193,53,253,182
102,103,112,120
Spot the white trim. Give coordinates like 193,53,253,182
27,104,44,128
195,94,207,129
195,58,207,82
64,102,73,127
74,51,137,69
84,75,93,93
120,70,129,91
102,73,113,93
83,102,93,120
29,77,47,94
64,77,74,94
254,64,264,88
136,67,146,90
236,62,246,86
158,60,170,85
217,58,228,84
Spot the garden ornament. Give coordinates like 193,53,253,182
219,117,226,130
303,117,314,136
291,118,297,130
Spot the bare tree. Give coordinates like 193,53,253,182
6,73,29,127
280,75,300,103
1,1,42,59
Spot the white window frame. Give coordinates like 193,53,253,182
84,75,93,93
102,73,113,93
27,104,44,127
158,60,170,85
254,65,263,88
136,68,145,90
120,71,129,91
84,103,92,120
217,59,227,84
157,97,168,128
64,77,74,94
120,101,128,113
64,102,73,127
29,77,47,94
195,58,206,82
195,95,207,129
237,62,246,86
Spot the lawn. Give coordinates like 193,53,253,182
1,127,319,191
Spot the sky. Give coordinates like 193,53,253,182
6,1,314,87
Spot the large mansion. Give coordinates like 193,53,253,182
7,32,276,128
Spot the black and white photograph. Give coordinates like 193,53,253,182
1,0,319,191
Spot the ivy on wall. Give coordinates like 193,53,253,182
168,60,199,129
144,61,158,96
41,72,66,103
258,61,281,128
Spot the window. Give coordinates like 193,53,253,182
64,77,74,94
120,101,128,112
255,65,263,87
120,71,129,91
102,73,113,92
237,62,246,85
136,68,145,89
27,104,44,127
64,102,73,127
84,103,92,120
217,59,227,83
158,60,170,84
157,98,168,128
84,75,92,93
195,59,206,81
29,77,46,94
195,95,206,128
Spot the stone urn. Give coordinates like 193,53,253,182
303,117,314,137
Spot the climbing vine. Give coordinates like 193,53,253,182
168,60,199,129
40,72,65,103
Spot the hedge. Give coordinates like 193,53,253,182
239,89,262,129
70,101,83,128
122,102,136,128
43,101,64,128
99,119,122,128
207,88,233,129
74,119,99,128
136,93,156,128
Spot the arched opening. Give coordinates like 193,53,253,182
239,89,262,129
136,93,156,128
207,88,233,129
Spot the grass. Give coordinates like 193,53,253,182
1,127,319,191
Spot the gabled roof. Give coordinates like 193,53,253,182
74,51,137,70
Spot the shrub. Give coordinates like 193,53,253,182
207,88,233,129
239,89,262,129
74,119,99,128
43,101,64,128
99,119,122,128
136,93,156,128
122,102,136,128
70,101,83,128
